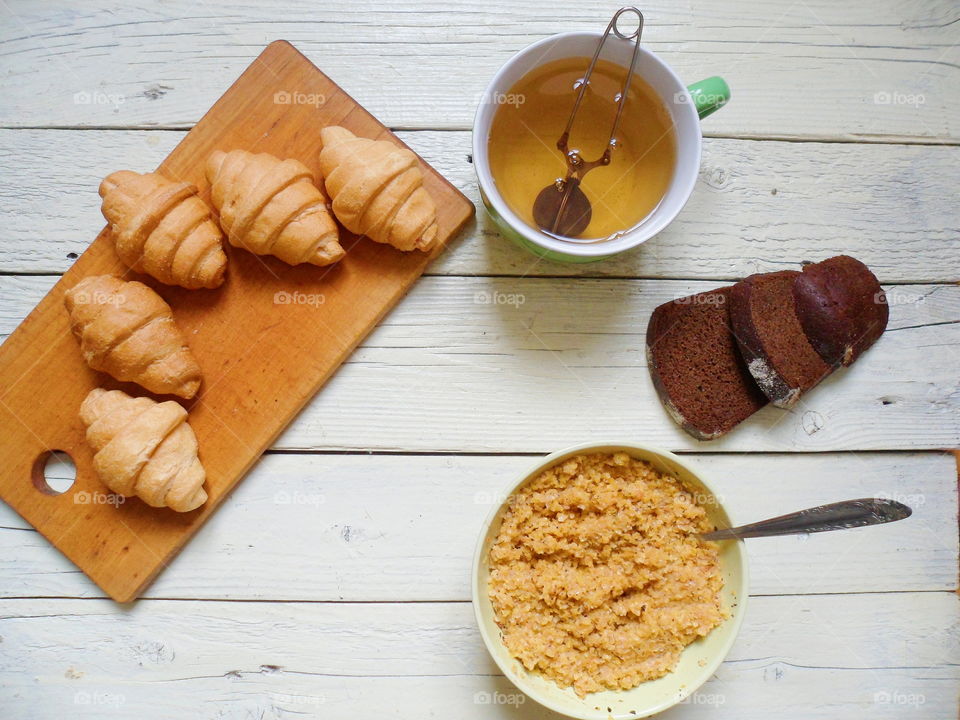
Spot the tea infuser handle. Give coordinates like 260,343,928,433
557,7,645,173
607,7,644,149
611,5,644,40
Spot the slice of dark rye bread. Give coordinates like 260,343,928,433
646,287,769,440
648,256,887,437
729,270,834,408
793,255,888,367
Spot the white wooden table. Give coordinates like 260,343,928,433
1,2,958,718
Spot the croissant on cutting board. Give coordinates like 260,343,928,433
205,149,344,266
318,126,438,252
80,388,207,512
64,275,202,399
99,170,227,289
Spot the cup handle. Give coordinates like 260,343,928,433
687,76,730,119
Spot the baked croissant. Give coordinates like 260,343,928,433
99,170,227,289
80,388,207,512
64,275,202,399
318,126,438,252
205,149,344,266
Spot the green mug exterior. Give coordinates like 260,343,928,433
486,76,730,264
688,76,731,119
480,187,614,264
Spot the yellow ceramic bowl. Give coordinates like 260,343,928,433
471,441,749,719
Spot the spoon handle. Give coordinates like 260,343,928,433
700,498,912,541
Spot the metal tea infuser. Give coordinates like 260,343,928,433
532,6,645,238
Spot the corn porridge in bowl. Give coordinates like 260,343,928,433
472,442,748,719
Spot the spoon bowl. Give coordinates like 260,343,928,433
532,178,592,237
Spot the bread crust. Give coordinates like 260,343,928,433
80,388,207,512
646,287,767,439
99,170,227,289
729,270,832,408
793,255,888,367
64,275,202,399
318,126,438,252
205,149,344,266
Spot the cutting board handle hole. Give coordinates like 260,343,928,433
32,450,77,496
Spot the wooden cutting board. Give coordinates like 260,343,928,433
0,40,474,602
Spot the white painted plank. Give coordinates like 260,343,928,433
1,275,957,452
1,129,958,280
0,452,955,600
3,670,953,720
0,1,958,141
0,593,957,719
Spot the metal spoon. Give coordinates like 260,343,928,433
533,175,594,238
700,498,912,541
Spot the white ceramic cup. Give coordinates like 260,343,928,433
473,33,729,263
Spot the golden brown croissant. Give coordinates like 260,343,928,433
80,388,207,512
318,126,438,252
205,149,344,266
64,275,202,399
99,170,227,289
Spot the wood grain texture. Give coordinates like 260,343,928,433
3,275,957,452
0,452,954,601
0,0,957,142
0,41,473,602
1,129,958,281
0,4,956,719
1,593,957,719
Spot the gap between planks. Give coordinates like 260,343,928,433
3,125,960,148
3,271,959,286
0,589,954,604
